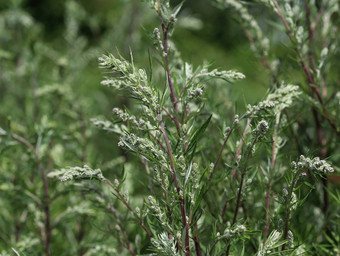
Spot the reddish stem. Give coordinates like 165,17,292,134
161,24,178,112
163,106,181,135
193,223,202,256
159,113,191,255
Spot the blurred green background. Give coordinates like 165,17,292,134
0,0,270,103
1,0,274,164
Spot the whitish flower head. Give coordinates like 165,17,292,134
84,245,117,255
233,114,240,125
246,84,301,117
218,224,246,239
151,232,179,256
292,155,334,174
188,87,203,99
99,54,159,113
253,120,269,138
48,165,105,182
257,120,269,135
202,69,245,81
257,230,282,256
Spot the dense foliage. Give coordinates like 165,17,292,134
1,0,340,255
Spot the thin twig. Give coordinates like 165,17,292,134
281,172,299,251
263,184,271,244
303,0,316,72
232,118,252,178
11,133,51,256
162,24,178,112
226,137,257,256
193,223,202,256
312,3,326,32
104,180,153,238
163,106,181,135
106,204,136,256
208,128,234,182
225,172,245,256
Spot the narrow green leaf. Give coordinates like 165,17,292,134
185,114,212,154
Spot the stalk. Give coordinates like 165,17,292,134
226,138,257,255
208,127,234,182
281,172,298,251
11,133,51,256
161,24,177,112
104,180,153,238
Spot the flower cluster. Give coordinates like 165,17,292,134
118,133,167,165
253,120,269,138
48,165,105,182
0,236,40,256
257,230,282,256
148,196,171,230
198,68,245,81
176,63,245,103
217,224,246,240
112,108,150,129
90,118,122,134
291,155,334,174
153,27,164,53
245,84,301,117
83,245,117,256
187,87,203,99
151,232,179,256
99,54,159,113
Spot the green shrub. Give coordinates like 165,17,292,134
1,0,340,255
